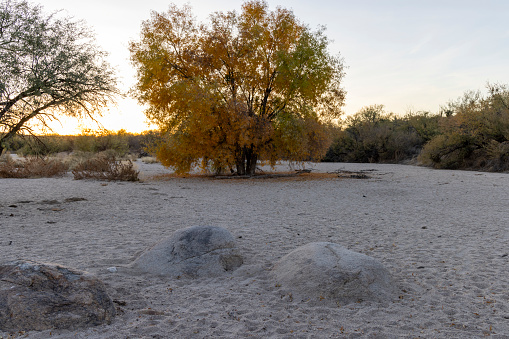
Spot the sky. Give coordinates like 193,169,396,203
41,0,509,134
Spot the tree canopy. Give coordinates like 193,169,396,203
130,0,345,175
0,0,118,153
419,83,509,170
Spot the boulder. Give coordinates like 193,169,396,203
133,225,243,278
0,260,115,332
272,242,395,304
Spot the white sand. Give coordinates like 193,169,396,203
1,161,509,338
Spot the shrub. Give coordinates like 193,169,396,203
17,135,74,156
140,156,159,164
137,130,163,156
74,129,130,156
484,140,509,171
1,130,162,157
72,154,139,181
405,111,442,142
0,156,68,178
420,84,509,171
323,106,430,163
1,134,74,156
419,133,480,169
324,84,509,172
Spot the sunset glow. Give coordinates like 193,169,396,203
40,0,509,135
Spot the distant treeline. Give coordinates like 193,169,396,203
324,84,509,171
3,84,509,172
1,129,162,157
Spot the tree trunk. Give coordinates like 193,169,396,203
235,146,258,176
246,151,257,176
236,155,246,175
0,135,8,155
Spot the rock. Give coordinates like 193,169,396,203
0,260,115,332
133,225,243,278
272,242,395,304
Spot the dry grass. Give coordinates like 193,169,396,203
0,156,68,178
140,156,159,164
72,154,139,181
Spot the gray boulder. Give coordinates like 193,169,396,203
133,225,243,278
0,260,115,332
272,242,395,304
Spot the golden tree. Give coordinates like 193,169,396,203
130,0,345,175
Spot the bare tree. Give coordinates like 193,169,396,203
0,0,118,153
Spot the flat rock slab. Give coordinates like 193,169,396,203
0,260,115,332
133,225,243,278
272,242,395,304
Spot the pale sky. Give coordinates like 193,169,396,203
41,0,509,134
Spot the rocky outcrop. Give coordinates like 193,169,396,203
0,260,115,332
272,242,395,304
134,225,243,278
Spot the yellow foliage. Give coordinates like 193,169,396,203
130,0,345,175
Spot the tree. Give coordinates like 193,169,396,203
0,0,118,153
129,0,345,175
419,84,509,170
323,105,434,163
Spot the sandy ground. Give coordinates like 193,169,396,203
1,161,509,338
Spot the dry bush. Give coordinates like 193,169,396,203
485,140,509,171
0,156,68,178
418,84,509,171
140,156,159,164
66,150,127,170
72,154,139,181
418,133,478,169
73,129,130,155
65,151,101,171
323,106,434,163
0,151,13,162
